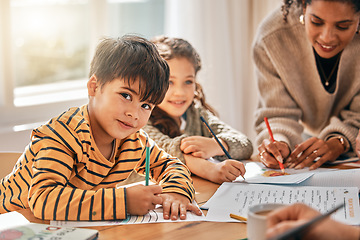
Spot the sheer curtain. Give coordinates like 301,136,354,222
164,0,282,143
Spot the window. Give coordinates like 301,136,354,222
12,0,91,88
0,0,165,129
107,0,165,38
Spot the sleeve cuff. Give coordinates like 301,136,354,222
325,134,350,153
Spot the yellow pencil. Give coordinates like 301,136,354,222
230,213,247,222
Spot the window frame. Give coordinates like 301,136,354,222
0,0,107,132
0,0,166,134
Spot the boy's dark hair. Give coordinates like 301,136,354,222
149,36,217,137
89,35,170,105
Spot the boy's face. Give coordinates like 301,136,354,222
87,76,154,144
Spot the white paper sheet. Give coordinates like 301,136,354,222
235,161,334,184
203,183,360,225
297,168,360,189
51,201,205,227
0,211,30,230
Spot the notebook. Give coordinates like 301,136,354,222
0,211,98,240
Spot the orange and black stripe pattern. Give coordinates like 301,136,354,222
0,105,195,220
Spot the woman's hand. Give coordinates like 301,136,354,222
287,137,344,170
257,139,290,169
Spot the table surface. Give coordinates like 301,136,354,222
17,175,248,240
16,160,360,240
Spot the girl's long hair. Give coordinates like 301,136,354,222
149,36,217,137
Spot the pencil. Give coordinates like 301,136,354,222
268,203,345,240
230,213,247,222
200,116,245,180
264,117,285,173
145,141,150,186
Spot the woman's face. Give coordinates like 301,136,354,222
304,0,360,58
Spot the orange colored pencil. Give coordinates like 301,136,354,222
264,117,285,173
230,213,247,222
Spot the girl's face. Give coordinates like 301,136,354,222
304,0,360,58
157,57,196,122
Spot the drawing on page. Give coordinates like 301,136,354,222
120,209,160,224
262,170,290,177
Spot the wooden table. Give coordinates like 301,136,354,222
17,175,248,240
16,159,360,240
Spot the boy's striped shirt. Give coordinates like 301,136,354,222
0,105,195,220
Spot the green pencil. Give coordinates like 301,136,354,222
145,141,150,186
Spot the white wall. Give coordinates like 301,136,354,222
164,0,282,144
0,0,282,152
0,99,87,152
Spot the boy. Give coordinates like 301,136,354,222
0,35,202,221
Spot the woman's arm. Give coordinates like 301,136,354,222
318,92,360,153
253,40,304,150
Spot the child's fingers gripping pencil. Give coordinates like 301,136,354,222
145,141,150,186
264,117,285,173
200,116,245,180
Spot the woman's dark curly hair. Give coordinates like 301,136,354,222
149,36,217,137
282,0,360,22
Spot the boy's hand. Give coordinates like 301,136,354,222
180,136,228,159
126,184,162,215
210,160,245,184
160,193,202,220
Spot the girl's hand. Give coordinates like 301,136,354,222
257,139,290,169
183,154,245,184
209,160,246,184
180,136,228,159
287,137,343,170
160,193,202,220
126,185,163,215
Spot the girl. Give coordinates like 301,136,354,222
143,36,253,184
254,0,360,170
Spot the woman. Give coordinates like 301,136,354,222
254,0,360,170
